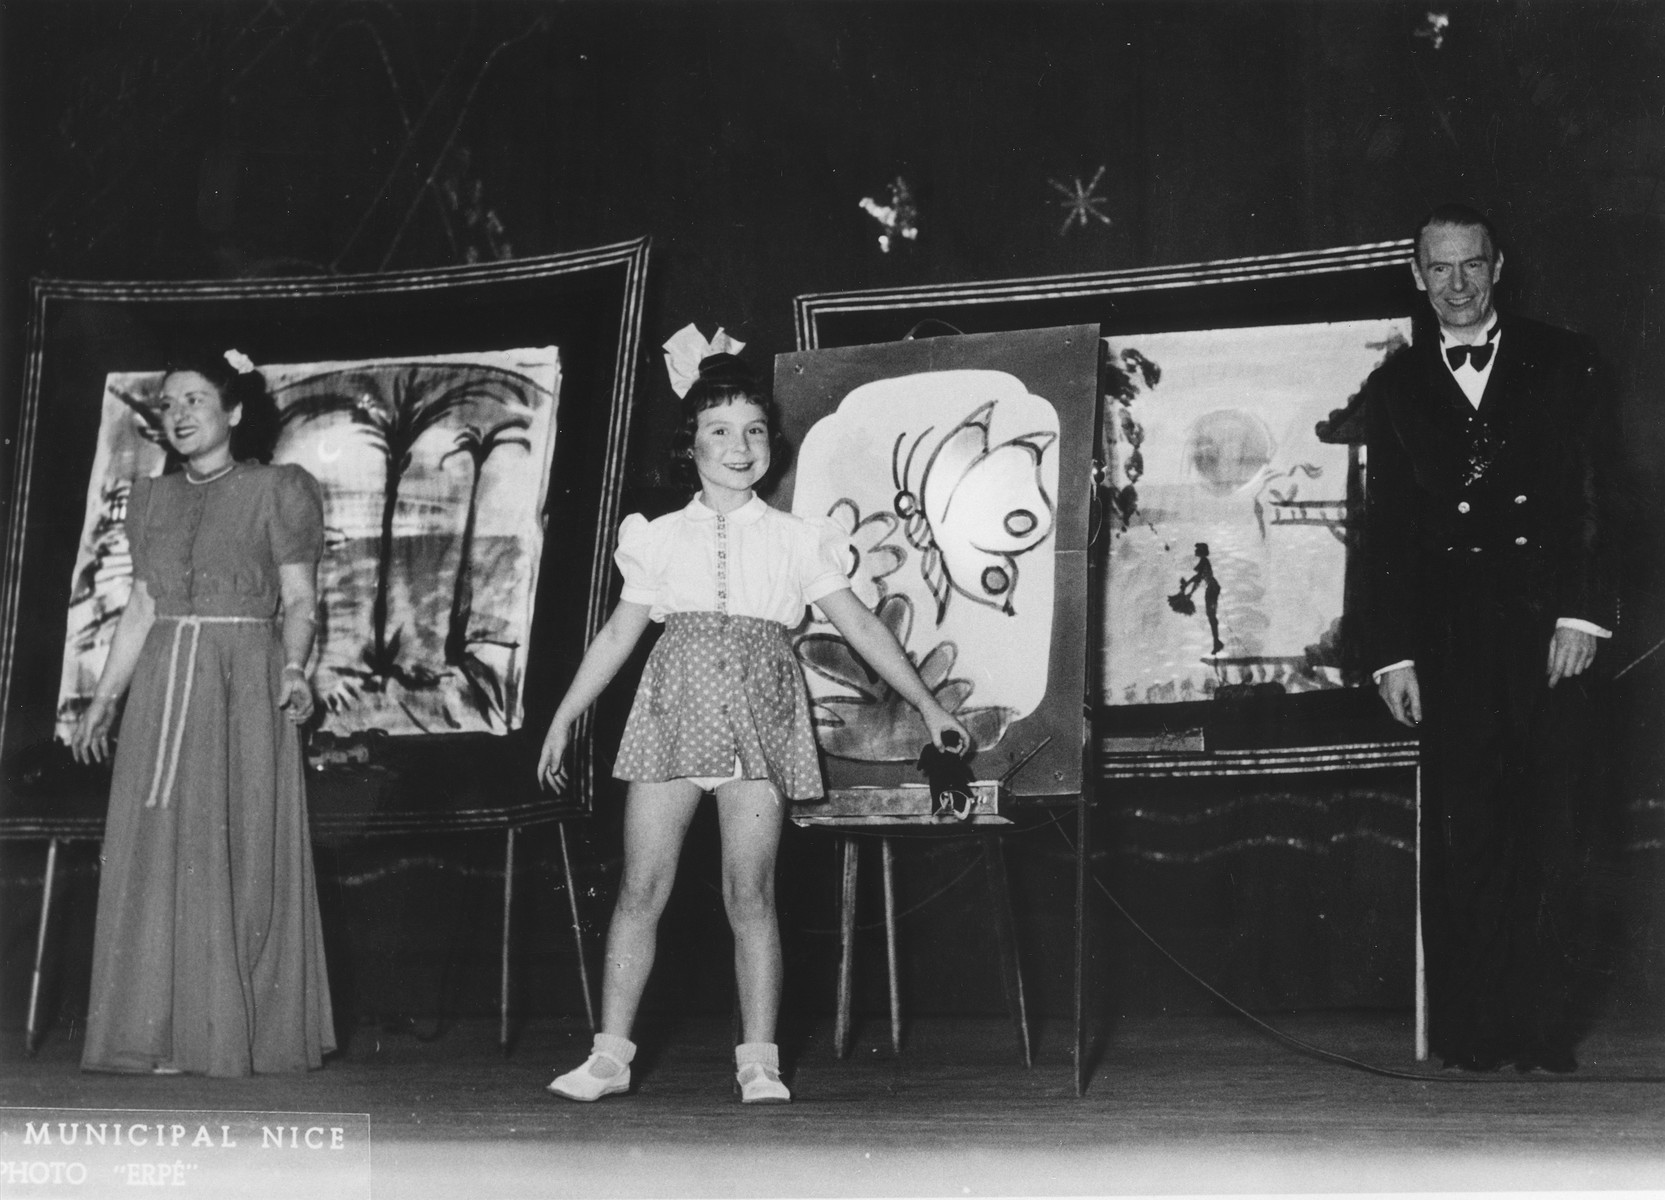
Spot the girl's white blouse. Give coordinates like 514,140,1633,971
615,494,852,625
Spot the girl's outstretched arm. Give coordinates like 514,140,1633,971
816,589,970,753
537,599,653,789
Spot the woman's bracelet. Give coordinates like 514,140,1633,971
282,662,308,677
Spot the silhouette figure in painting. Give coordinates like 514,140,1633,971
1168,542,1223,654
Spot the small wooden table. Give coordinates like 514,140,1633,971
794,782,1034,1065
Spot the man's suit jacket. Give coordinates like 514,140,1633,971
1361,313,1615,674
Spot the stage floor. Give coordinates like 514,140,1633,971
4,1010,1663,1198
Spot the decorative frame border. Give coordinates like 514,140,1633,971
794,240,1424,755
795,240,1414,349
1,238,650,816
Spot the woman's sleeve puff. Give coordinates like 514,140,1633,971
270,464,326,567
123,475,154,586
613,514,658,606
801,516,854,606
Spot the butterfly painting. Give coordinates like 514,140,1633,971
891,400,1057,623
778,330,1095,791
788,368,1063,761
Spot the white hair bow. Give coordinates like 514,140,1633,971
223,349,256,375
662,323,746,399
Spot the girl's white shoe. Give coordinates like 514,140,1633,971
547,1033,635,1102
735,1041,791,1104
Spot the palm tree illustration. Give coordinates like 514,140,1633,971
438,415,532,713
276,364,537,689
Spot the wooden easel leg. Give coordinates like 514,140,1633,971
558,823,597,1032
499,826,516,1055
981,833,1031,1067
835,836,858,1058
1074,791,1089,1096
1414,764,1428,1061
881,837,901,1054
26,837,60,1057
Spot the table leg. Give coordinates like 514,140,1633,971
1072,785,1098,1098
982,833,1031,1067
835,837,858,1058
500,826,515,1054
558,823,597,1031
881,837,901,1054
26,837,60,1057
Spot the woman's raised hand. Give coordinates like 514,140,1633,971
537,718,570,792
70,696,120,764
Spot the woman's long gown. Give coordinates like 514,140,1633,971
81,462,335,1076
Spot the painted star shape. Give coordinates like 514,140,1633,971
1049,165,1112,235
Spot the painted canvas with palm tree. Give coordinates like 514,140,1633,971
54,372,173,739
54,348,561,742
271,348,559,736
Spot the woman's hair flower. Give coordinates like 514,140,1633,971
223,349,256,375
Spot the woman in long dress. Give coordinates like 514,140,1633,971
70,348,335,1076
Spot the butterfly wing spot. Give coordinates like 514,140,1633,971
1003,509,1038,538
980,565,1012,597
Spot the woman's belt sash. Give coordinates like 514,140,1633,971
145,615,276,810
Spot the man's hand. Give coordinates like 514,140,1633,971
1547,626,1598,687
1377,664,1422,728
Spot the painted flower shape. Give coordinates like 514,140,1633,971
825,498,904,611
795,592,1013,762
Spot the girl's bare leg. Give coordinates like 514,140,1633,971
714,779,787,1044
599,779,704,1037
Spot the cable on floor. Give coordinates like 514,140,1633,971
1054,818,1665,1084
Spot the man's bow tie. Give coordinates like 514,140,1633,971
1445,328,1499,371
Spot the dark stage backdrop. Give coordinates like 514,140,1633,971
2,1,1660,1032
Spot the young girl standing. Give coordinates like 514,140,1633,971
537,353,968,1104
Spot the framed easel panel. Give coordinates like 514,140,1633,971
795,241,1425,759
1,238,650,817
775,325,1101,800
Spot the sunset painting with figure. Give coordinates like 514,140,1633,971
1102,318,1411,705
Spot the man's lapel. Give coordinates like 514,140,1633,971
1476,313,1529,430
1417,331,1476,424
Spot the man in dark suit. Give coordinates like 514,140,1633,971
1363,204,1616,1072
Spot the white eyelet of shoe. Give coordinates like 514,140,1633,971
736,1062,791,1104
547,1052,631,1102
